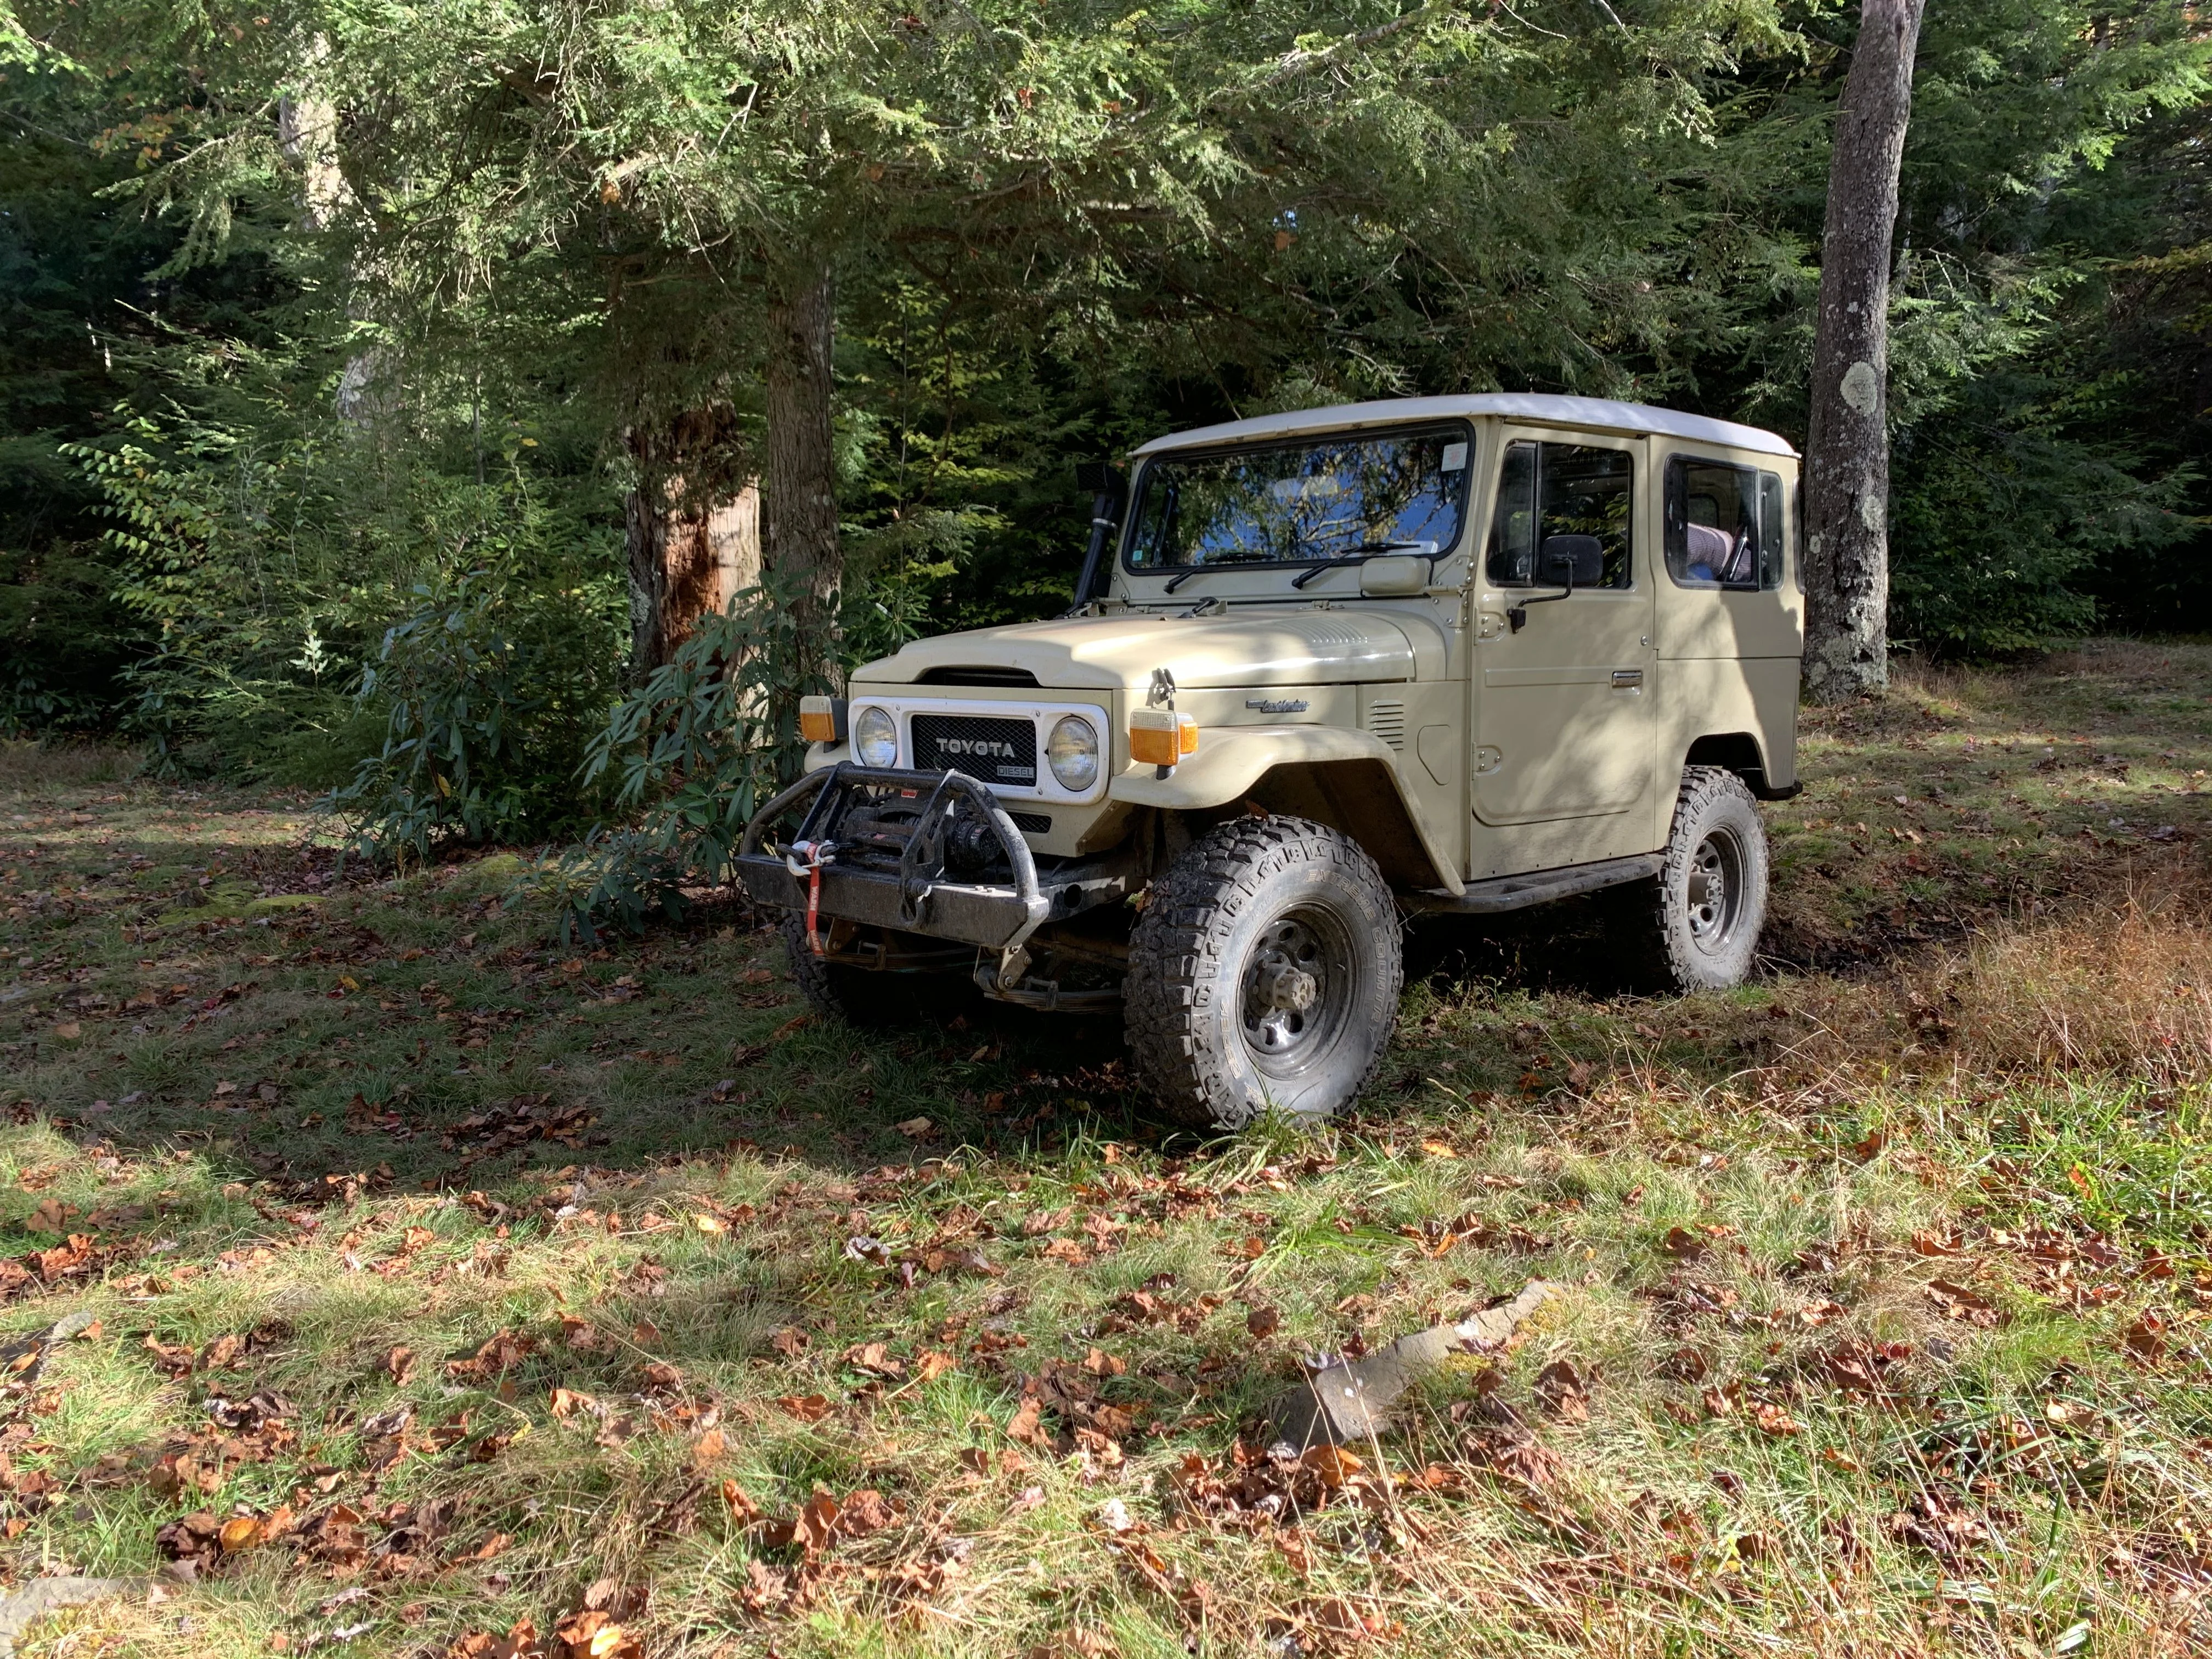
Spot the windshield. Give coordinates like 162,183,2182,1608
1124,425,1471,573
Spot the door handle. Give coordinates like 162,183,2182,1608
1611,668,1644,689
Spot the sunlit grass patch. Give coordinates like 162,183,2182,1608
2,647,2211,1654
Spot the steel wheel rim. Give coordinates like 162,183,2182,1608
1239,906,1354,1078
1684,828,1745,954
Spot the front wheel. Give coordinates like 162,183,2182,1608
778,913,979,1027
1125,817,1402,1130
1621,766,1770,992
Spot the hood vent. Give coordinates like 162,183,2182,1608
1367,699,1406,750
917,665,1041,687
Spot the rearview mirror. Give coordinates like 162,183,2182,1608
1538,534,1604,588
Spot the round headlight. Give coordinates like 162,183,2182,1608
853,706,898,768
1046,714,1100,791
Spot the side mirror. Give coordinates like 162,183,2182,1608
1538,534,1605,586
1358,554,1429,597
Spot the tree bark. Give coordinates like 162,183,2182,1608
1801,0,1927,702
625,405,760,673
762,260,842,722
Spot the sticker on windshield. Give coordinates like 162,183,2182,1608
1441,442,1468,472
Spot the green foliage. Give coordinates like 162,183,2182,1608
527,566,928,942
8,0,2212,790
331,556,628,866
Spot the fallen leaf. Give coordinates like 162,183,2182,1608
893,1116,933,1138
52,1022,81,1041
386,1346,416,1384
219,1515,263,1551
1534,1359,1590,1424
1298,1444,1362,1490
1005,1393,1051,1449
2123,1311,2168,1362
792,1488,841,1558
550,1387,595,1420
775,1393,832,1424
1246,1306,1281,1339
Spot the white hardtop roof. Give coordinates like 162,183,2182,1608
1132,393,1797,460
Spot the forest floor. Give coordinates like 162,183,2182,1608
2,639,2211,1658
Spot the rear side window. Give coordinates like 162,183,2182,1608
1664,455,1782,590
1763,471,1794,592
1485,441,1634,589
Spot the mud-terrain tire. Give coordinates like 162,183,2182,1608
1125,816,1402,1130
1618,767,1769,993
778,912,978,1027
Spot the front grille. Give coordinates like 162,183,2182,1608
1007,811,1051,833
911,713,1038,788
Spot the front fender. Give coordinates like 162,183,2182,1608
1109,725,1462,895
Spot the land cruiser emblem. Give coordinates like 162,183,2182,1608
941,737,1021,759
1245,698,1310,714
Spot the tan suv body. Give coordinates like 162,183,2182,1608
738,394,1801,1126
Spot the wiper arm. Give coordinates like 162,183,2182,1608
1289,540,1437,589
1163,568,1203,594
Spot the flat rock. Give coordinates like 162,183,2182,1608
1268,1279,1561,1449
0,1577,142,1657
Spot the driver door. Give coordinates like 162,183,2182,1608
1471,431,1657,836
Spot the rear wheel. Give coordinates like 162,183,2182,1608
778,913,979,1027
1125,817,1402,1130
1618,766,1769,992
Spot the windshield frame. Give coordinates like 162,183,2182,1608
1117,420,1478,583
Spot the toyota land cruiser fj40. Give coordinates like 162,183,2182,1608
737,394,1803,1128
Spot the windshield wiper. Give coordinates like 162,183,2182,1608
1289,540,1437,589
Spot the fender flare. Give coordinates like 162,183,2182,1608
1109,725,1462,894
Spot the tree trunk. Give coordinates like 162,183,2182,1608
625,405,760,673
762,259,841,727
277,78,388,426
1801,0,1927,702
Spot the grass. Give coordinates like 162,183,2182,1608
1,639,2210,1657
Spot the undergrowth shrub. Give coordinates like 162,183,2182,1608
331,557,627,864
65,398,620,785
523,567,930,942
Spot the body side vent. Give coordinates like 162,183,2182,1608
1367,699,1407,751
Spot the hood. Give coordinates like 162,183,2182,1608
857,608,1419,691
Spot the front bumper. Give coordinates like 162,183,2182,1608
737,765,1099,962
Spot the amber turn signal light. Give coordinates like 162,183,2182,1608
1128,709,1198,768
799,696,848,745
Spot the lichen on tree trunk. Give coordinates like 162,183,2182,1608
1802,0,1927,703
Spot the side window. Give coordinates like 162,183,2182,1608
1485,441,1634,589
1664,455,1776,590
1758,471,1787,590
